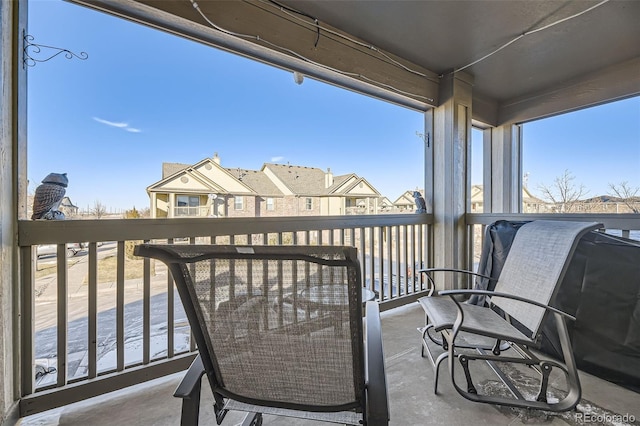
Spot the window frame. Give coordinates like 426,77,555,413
234,195,244,211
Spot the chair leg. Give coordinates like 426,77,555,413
434,352,448,394
180,386,201,426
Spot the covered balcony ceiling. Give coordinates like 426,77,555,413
74,0,640,124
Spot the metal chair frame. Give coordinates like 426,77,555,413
418,220,602,412
134,244,389,425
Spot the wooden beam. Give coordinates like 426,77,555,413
498,57,640,125
71,0,439,110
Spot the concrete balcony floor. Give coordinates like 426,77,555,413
19,303,639,426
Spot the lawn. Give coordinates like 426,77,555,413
34,254,155,283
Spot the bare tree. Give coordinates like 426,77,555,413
537,169,588,213
609,181,640,213
92,200,108,219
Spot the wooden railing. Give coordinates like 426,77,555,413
17,214,433,416
19,211,638,417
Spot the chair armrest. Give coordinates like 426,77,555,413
439,289,576,321
174,355,206,399
417,268,495,298
364,300,389,424
418,268,495,282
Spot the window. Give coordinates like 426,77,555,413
266,197,274,211
234,196,244,210
175,195,200,216
305,198,313,210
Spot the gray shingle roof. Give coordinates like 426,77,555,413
162,162,190,179
157,160,369,197
225,168,282,196
264,163,330,195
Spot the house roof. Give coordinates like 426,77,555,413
150,159,254,194
262,163,330,195
162,162,190,179
329,175,381,197
394,190,425,206
149,158,381,198
226,168,283,197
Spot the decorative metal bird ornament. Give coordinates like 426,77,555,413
32,172,68,220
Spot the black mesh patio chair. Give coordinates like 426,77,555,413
418,220,602,412
134,244,388,426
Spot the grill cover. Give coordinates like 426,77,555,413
472,220,640,392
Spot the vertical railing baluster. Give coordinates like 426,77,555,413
376,226,384,299
402,225,409,297
142,240,151,364
206,241,216,352
261,258,269,328
385,227,393,300
390,226,395,298
116,241,125,371
21,246,35,395
394,227,401,300
358,228,366,294
277,252,284,328
418,225,423,289
57,244,68,386
88,242,98,378
410,225,417,293
468,224,474,273
167,238,174,359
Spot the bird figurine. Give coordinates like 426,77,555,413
31,172,68,220
413,190,427,213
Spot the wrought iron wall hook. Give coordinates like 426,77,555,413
23,29,88,68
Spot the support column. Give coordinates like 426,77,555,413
1,0,27,423
149,192,157,218
429,72,473,290
168,193,175,218
486,124,522,213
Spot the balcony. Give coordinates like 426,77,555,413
173,206,210,218
16,212,640,422
18,301,640,425
4,1,640,423
18,214,431,416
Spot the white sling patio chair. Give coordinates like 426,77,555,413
418,220,602,412
134,244,388,426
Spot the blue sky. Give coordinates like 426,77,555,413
28,1,639,211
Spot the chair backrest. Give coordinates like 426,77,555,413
492,220,601,338
135,244,365,413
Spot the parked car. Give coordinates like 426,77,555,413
36,243,85,259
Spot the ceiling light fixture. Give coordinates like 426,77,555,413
293,71,304,85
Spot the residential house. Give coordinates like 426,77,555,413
470,185,547,213
146,154,383,218
26,195,78,219
59,196,79,217
393,189,426,212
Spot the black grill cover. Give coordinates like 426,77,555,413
472,220,640,392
